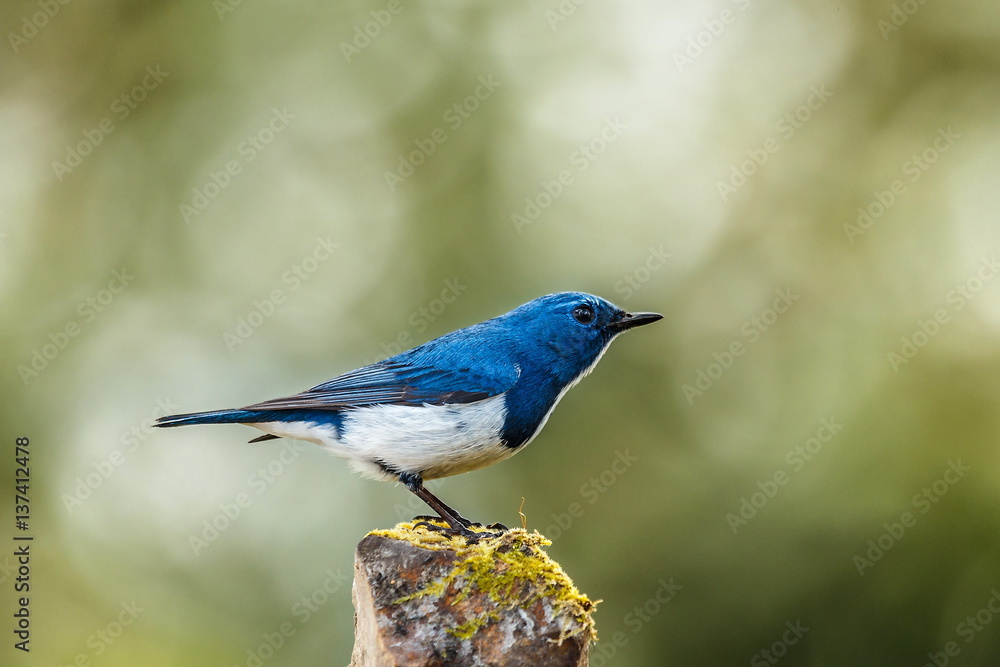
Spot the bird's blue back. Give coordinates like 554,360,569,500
157,292,642,452
239,292,625,447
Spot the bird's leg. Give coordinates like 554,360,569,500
399,472,504,541
414,485,508,533
411,491,475,529
409,495,505,530
399,471,474,534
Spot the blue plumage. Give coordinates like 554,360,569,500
156,291,660,539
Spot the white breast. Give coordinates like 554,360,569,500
251,393,513,482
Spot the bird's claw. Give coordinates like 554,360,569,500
412,514,464,526
412,518,507,543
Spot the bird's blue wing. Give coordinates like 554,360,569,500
242,343,519,412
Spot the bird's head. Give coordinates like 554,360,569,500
503,292,662,384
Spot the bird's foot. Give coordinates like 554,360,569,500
412,517,507,543
413,514,469,527
411,515,507,530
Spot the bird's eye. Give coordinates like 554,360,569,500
572,305,595,324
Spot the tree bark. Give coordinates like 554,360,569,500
350,522,595,666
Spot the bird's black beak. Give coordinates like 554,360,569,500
610,310,663,332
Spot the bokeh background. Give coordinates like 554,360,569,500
4,0,1000,665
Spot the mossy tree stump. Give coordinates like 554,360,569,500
350,520,595,666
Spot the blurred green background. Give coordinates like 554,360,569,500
4,0,1000,665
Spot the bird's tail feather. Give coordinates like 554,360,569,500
154,409,261,428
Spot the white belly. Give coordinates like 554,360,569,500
251,393,514,482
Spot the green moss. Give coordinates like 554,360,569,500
371,520,597,643
447,610,498,640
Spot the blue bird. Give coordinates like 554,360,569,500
155,292,661,539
